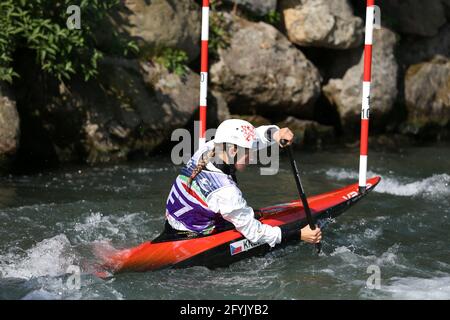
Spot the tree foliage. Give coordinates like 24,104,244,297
0,0,137,82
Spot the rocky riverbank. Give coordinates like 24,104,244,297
1,0,449,173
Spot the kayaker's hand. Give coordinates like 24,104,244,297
273,128,294,147
300,225,322,244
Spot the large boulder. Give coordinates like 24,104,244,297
280,0,363,49
210,14,322,118
0,84,20,172
229,114,272,127
444,0,450,20
209,90,231,126
224,0,277,16
224,115,335,148
323,28,399,132
17,59,202,165
277,116,335,148
379,0,447,37
84,58,207,164
108,0,201,62
82,58,200,164
403,56,450,135
398,24,450,67
324,47,363,80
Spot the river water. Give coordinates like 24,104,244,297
0,143,449,300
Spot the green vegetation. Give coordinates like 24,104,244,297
0,0,137,83
263,10,281,25
209,1,231,59
156,48,189,76
210,12,231,57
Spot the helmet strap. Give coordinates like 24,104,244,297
232,144,238,167
212,143,237,183
222,143,238,166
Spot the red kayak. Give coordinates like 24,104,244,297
94,177,380,276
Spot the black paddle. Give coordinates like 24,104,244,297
281,139,321,253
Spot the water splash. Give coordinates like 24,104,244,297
325,169,450,198
381,276,450,299
0,235,75,280
71,211,158,244
329,244,404,268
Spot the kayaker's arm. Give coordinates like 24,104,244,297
208,185,322,246
280,224,322,244
208,186,282,247
255,125,294,149
255,125,280,149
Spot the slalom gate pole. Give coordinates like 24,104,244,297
359,0,375,194
198,0,210,149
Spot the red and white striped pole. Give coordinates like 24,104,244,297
359,0,375,194
198,0,210,149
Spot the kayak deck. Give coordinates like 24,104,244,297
95,176,381,275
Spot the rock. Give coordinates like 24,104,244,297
379,0,447,37
280,0,363,49
398,24,450,67
310,46,363,82
0,186,16,208
277,116,335,147
368,134,414,152
403,56,450,135
444,0,450,20
221,114,336,148
323,28,399,132
224,0,278,16
230,115,272,127
109,0,201,62
82,58,200,164
210,14,322,119
0,84,20,172
209,90,231,127
19,58,200,165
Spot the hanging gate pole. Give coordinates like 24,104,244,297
359,0,375,194
198,0,210,149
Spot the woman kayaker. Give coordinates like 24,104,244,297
159,119,322,247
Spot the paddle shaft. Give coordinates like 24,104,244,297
281,140,321,253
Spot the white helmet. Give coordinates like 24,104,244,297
213,119,257,149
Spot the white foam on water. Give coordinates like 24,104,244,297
381,276,450,299
72,211,154,244
363,227,383,240
375,174,450,198
331,245,353,256
74,212,120,238
330,244,403,268
0,233,126,299
326,244,435,300
375,244,400,266
22,288,64,300
321,268,335,275
13,202,58,212
0,234,75,280
132,167,172,174
325,168,360,181
325,169,450,198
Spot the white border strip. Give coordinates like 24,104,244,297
361,81,371,119
201,7,210,41
365,6,375,45
358,155,368,188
